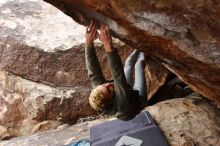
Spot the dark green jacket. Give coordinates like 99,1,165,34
85,46,147,121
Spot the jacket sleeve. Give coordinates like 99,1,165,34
107,49,135,120
85,46,106,89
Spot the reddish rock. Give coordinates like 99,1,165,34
145,57,170,100
44,0,220,105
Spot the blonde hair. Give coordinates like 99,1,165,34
89,87,112,111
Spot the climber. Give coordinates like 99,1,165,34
85,20,147,121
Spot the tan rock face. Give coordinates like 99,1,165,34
44,0,220,105
0,70,95,138
146,95,220,146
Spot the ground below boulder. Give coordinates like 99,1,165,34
1,94,219,146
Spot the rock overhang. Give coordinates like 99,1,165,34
43,0,220,105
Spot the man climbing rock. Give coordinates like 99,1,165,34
85,20,147,121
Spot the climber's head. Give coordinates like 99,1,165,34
89,83,114,111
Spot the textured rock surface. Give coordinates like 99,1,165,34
44,0,220,104
145,57,170,100
147,94,220,146
1,95,219,146
0,0,169,138
0,70,94,139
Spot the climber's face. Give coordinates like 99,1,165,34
96,83,114,99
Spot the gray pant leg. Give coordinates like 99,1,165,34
124,49,139,86
133,52,147,97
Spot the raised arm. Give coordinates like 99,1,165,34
99,25,133,120
85,20,106,88
99,25,130,90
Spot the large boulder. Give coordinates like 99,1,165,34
0,0,168,138
147,95,220,146
0,0,96,139
0,70,95,139
44,0,220,105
